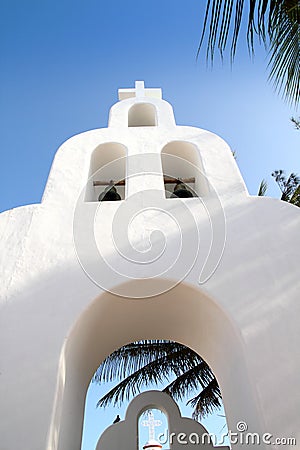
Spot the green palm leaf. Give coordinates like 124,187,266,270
258,179,268,196
198,0,273,61
198,1,300,105
272,170,300,202
290,184,300,205
268,2,300,105
94,340,222,419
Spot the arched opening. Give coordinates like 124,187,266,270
85,143,126,202
81,339,229,450
47,280,264,450
128,103,157,127
161,142,208,199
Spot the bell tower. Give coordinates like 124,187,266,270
0,82,299,450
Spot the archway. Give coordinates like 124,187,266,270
85,142,127,202
161,142,208,198
128,103,157,127
47,280,263,450
81,340,229,450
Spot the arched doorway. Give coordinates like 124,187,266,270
81,340,229,450
47,280,263,450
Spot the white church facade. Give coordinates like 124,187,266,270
0,82,299,450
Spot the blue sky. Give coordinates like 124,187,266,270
1,0,299,214
0,1,299,449
82,381,229,450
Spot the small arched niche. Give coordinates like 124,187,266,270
128,103,157,127
85,142,127,202
161,141,207,199
138,408,168,450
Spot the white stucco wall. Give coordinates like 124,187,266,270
0,84,299,450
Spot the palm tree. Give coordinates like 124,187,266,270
199,0,300,106
258,169,300,206
94,340,222,420
272,170,300,205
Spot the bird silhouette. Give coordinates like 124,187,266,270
171,180,193,198
98,181,121,201
113,414,121,424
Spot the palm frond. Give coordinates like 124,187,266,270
163,361,215,401
291,116,300,129
187,379,222,419
198,1,300,105
268,1,300,105
272,170,300,201
94,341,181,383
95,340,222,419
272,169,287,192
95,341,211,408
96,356,173,408
283,172,300,200
258,179,268,196
94,341,203,384
198,0,273,62
290,183,300,206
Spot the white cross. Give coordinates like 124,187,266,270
142,410,162,441
118,81,162,101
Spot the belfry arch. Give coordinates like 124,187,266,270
128,103,157,127
161,141,208,198
85,142,127,202
47,280,262,450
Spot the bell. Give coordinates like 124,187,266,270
171,180,193,198
98,181,121,201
